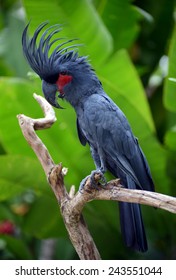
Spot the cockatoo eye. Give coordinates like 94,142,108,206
60,71,67,75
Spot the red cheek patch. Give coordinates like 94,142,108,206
56,74,72,94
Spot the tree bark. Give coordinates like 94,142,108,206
17,93,176,260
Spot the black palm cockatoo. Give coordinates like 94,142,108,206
22,22,155,252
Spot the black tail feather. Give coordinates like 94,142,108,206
106,154,153,252
119,202,148,252
119,175,148,252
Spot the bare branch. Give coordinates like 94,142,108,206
17,93,176,260
75,177,176,214
17,94,56,175
32,93,57,130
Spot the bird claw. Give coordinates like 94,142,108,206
79,170,106,192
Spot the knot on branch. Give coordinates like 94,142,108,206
48,164,69,204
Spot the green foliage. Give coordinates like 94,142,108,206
94,0,141,50
0,0,176,259
164,25,176,113
0,235,32,259
163,23,176,154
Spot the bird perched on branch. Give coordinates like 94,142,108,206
22,22,155,252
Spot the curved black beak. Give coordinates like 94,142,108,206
42,80,64,109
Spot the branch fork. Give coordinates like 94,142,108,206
17,93,176,260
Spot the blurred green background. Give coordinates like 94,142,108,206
0,0,176,260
